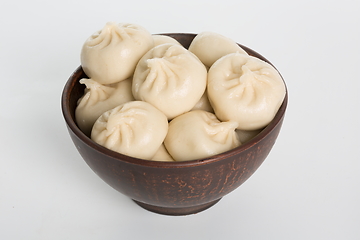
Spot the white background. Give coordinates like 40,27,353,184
1,0,359,239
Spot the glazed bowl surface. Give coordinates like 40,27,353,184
61,33,288,215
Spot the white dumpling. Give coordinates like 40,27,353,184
236,129,263,144
75,78,135,136
188,31,248,68
191,90,214,113
91,101,168,159
132,43,207,120
152,34,182,47
151,144,175,162
164,110,241,161
81,22,154,84
207,53,286,131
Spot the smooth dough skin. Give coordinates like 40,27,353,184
152,34,182,47
164,110,241,161
191,90,214,113
188,31,248,68
151,144,175,162
75,78,134,136
81,22,154,84
132,43,207,120
207,53,286,131
91,101,168,159
236,129,263,144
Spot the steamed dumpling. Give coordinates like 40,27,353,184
236,129,263,144
152,34,182,47
132,43,207,119
164,110,241,161
191,90,214,113
151,144,175,162
81,22,154,84
188,31,248,68
207,53,286,131
91,101,168,159
75,78,135,136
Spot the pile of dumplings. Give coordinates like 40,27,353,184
75,22,286,162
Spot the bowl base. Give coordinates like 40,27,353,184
133,198,222,216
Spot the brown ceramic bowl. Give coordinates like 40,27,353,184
61,33,288,216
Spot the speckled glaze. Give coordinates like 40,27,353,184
61,33,288,216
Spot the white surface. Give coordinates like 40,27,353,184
1,0,359,239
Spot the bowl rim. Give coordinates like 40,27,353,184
61,33,288,168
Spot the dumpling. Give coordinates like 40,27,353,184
75,78,135,136
207,53,286,131
188,31,248,68
132,43,207,120
236,129,263,144
164,110,241,161
191,90,214,113
152,34,182,47
91,101,168,159
151,144,175,162
81,22,154,84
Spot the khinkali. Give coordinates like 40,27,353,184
91,101,168,159
132,43,207,119
75,78,134,136
81,22,154,84
191,90,214,113
188,31,248,68
152,34,182,47
207,53,286,131
151,144,175,162
164,110,241,161
236,129,263,144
